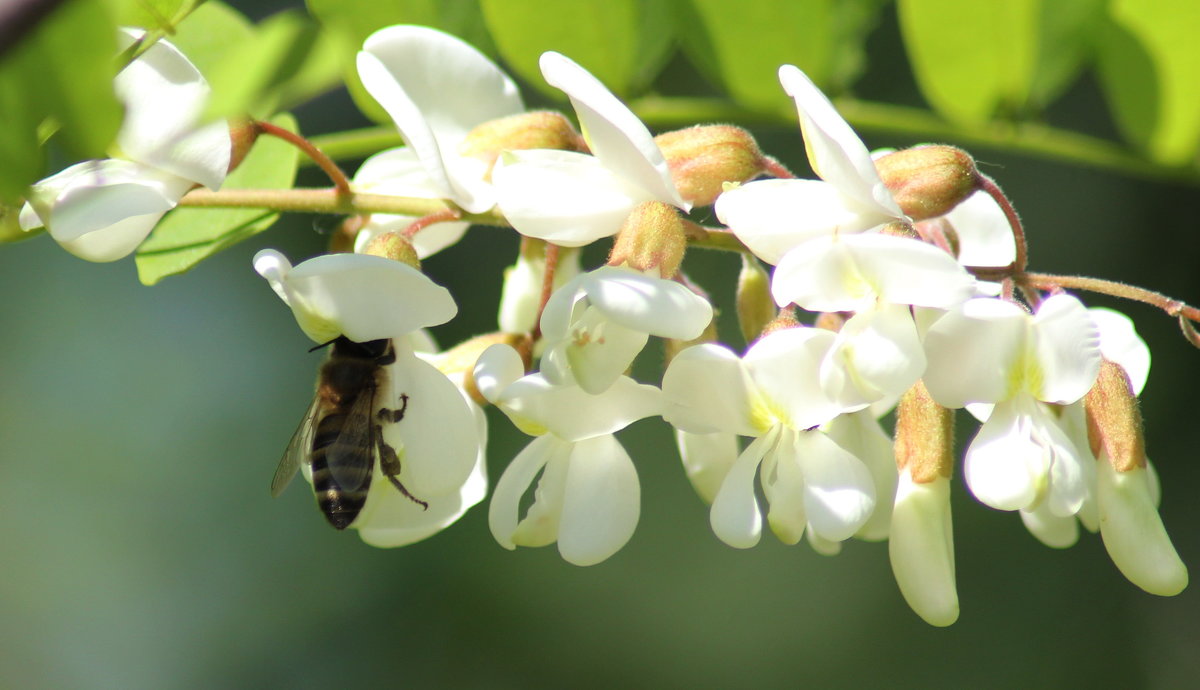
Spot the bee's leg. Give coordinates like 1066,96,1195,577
375,423,428,510
377,392,409,423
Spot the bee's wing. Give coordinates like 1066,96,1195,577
271,394,322,497
324,387,377,493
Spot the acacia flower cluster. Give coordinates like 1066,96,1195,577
17,23,1192,627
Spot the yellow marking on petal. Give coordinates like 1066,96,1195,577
508,414,548,437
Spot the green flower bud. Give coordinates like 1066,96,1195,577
655,125,766,206
736,254,775,345
362,231,421,269
875,145,980,221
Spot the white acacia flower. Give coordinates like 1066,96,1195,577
20,29,231,262
889,469,958,626
253,249,456,345
539,265,713,394
474,344,661,566
715,65,906,265
493,52,690,246
497,245,581,334
923,294,1101,517
662,328,874,549
357,25,524,215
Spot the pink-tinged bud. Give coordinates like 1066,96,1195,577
878,221,920,241
655,125,766,206
362,231,421,269
895,380,954,484
736,254,775,345
813,311,846,333
1085,359,1146,473
874,145,981,221
459,110,585,175
227,120,260,174
608,201,686,277
434,332,528,405
760,306,802,337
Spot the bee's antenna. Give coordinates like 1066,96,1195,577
308,338,338,353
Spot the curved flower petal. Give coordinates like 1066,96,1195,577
761,430,808,544
711,429,777,548
962,399,1044,511
557,434,641,566
823,410,897,541
820,303,925,407
489,434,569,549
582,267,713,340
1097,459,1188,595
943,190,1016,267
351,147,470,258
1020,502,1079,549
512,444,571,548
922,298,1029,408
498,374,661,442
115,30,231,189
715,179,892,265
889,471,958,627
676,430,740,504
558,309,648,395
493,149,653,245
795,430,875,541
253,249,456,344
540,51,687,211
662,343,759,436
1091,307,1150,395
473,344,527,404
744,327,844,430
1031,293,1101,404
778,64,903,219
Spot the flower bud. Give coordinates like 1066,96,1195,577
759,306,802,337
607,201,686,277
362,231,421,269
735,254,775,344
874,145,980,221
498,240,580,333
1084,359,1145,473
459,110,585,175
654,125,766,206
228,120,260,173
895,380,954,483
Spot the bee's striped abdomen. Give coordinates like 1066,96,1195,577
310,411,371,530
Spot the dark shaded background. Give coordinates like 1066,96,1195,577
2,3,1197,688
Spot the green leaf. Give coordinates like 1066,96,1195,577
103,0,200,30
674,0,884,111
201,11,322,120
1028,0,1104,109
167,1,256,79
135,114,300,285
897,0,1039,124
1096,0,1200,165
480,0,675,99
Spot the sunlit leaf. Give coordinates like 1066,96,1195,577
898,0,1039,124
1097,0,1200,165
1028,0,1104,109
135,114,300,285
674,0,884,110
201,11,322,120
480,0,674,99
168,1,255,79
103,0,199,30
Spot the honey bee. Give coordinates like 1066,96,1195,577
272,336,427,529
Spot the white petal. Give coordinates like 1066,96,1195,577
715,179,892,265
582,267,713,339
744,327,845,430
499,245,580,334
922,298,1030,408
778,65,904,218
1031,401,1091,517
493,149,652,245
761,430,808,545
823,411,897,541
558,308,649,395
1031,293,1101,404
794,430,876,541
557,434,641,565
771,233,975,312
820,304,925,407
1097,460,1188,596
115,32,230,188
710,429,777,548
540,52,687,210
1091,307,1150,396
351,147,469,258
675,430,740,504
962,399,1044,511
661,343,759,436
28,159,187,242
253,250,457,344
472,344,526,404
512,444,571,548
488,434,569,549
1019,502,1079,549
358,26,523,213
378,345,481,497
943,190,1016,267
498,374,661,442
889,471,959,626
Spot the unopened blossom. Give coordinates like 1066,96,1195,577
923,293,1101,518
474,344,661,566
20,29,231,262
255,249,479,499
356,25,524,216
539,265,713,394
496,243,581,334
715,64,907,265
662,327,874,549
890,469,957,626
493,52,690,246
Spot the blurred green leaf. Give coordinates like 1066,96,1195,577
1028,0,1104,109
167,1,255,79
897,0,1039,124
201,11,322,120
1096,0,1200,165
103,0,199,30
480,0,674,99
674,0,883,111
135,114,300,285
307,0,494,125
0,0,120,202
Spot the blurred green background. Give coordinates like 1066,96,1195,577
2,1,1199,688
